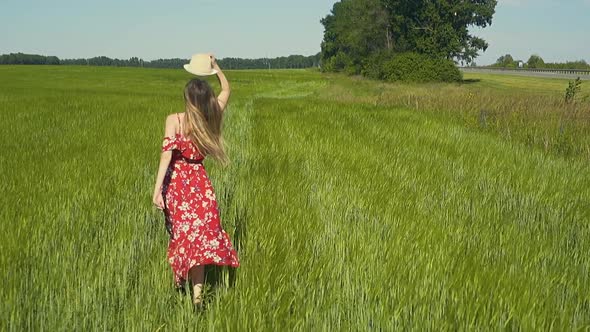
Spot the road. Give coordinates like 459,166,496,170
461,68,590,81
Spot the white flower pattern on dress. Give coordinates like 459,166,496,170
161,133,239,287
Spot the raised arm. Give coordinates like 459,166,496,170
210,54,231,111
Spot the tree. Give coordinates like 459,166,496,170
46,56,60,65
495,54,514,67
1,52,322,70
320,0,390,74
380,0,497,63
128,57,141,67
527,54,545,68
320,0,498,75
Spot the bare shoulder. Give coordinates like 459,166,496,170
165,113,181,126
163,113,180,137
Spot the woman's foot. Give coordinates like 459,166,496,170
193,295,202,306
193,284,203,306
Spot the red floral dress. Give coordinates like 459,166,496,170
160,118,239,286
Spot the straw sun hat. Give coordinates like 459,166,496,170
184,54,218,76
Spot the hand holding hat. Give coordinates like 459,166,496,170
208,53,218,67
184,53,218,76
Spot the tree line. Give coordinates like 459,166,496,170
0,52,321,70
320,0,498,82
491,54,590,70
218,54,320,69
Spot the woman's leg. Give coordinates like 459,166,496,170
188,265,205,304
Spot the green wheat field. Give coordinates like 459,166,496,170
1,65,589,330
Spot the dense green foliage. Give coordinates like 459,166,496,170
320,0,390,74
0,52,320,69
495,54,516,67
380,0,497,62
1,66,589,330
218,54,320,69
565,78,583,104
543,60,590,70
0,52,61,65
320,0,497,80
526,54,545,69
364,52,462,82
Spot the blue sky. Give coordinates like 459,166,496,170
1,0,588,65
472,0,590,64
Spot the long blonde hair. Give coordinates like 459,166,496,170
182,79,228,165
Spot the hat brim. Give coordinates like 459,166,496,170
183,64,218,76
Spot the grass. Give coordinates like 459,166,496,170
320,72,590,159
1,65,589,330
462,72,581,95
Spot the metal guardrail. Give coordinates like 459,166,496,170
462,67,590,76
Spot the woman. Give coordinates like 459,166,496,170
152,55,239,306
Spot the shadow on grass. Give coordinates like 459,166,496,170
461,78,481,84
